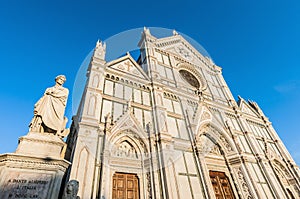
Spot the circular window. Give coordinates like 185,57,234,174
179,69,200,88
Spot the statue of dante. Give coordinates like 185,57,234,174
30,75,69,136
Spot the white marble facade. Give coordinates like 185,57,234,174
65,29,300,199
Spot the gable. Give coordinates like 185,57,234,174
170,44,194,61
107,54,149,80
108,108,147,141
154,34,214,69
191,104,226,137
107,108,150,155
238,97,260,117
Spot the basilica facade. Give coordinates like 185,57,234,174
65,28,300,199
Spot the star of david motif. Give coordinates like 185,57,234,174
176,46,192,60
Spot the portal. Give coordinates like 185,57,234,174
209,170,235,199
112,172,139,199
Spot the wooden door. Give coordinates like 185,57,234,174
112,173,139,199
209,171,235,199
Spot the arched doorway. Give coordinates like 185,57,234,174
196,125,238,199
103,128,150,199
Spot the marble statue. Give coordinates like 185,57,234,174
29,75,69,137
62,180,80,199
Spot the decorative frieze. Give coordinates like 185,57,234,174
235,167,253,199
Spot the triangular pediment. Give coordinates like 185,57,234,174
191,103,226,136
190,104,237,154
107,53,149,80
107,107,149,155
109,108,147,140
192,103,213,124
154,34,215,68
238,96,260,118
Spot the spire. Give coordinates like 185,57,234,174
143,26,151,35
173,29,179,36
248,100,265,117
138,27,157,47
94,39,106,61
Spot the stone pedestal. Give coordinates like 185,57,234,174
0,132,70,199
16,132,67,159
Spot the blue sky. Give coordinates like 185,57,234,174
0,0,299,164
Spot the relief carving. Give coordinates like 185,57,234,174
112,141,138,159
133,70,139,75
236,167,253,199
209,145,222,156
273,160,292,179
197,135,220,156
200,111,211,121
125,119,134,128
117,64,126,70
219,135,233,152
146,172,152,199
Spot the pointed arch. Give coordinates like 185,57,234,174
106,110,150,156
196,134,222,156
76,147,89,197
112,133,146,158
272,159,292,182
109,111,148,137
108,129,149,159
271,158,300,198
195,122,238,155
112,139,139,159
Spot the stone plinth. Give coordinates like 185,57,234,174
0,132,70,199
16,132,66,159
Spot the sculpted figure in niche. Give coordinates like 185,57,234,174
29,75,69,138
62,180,80,199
